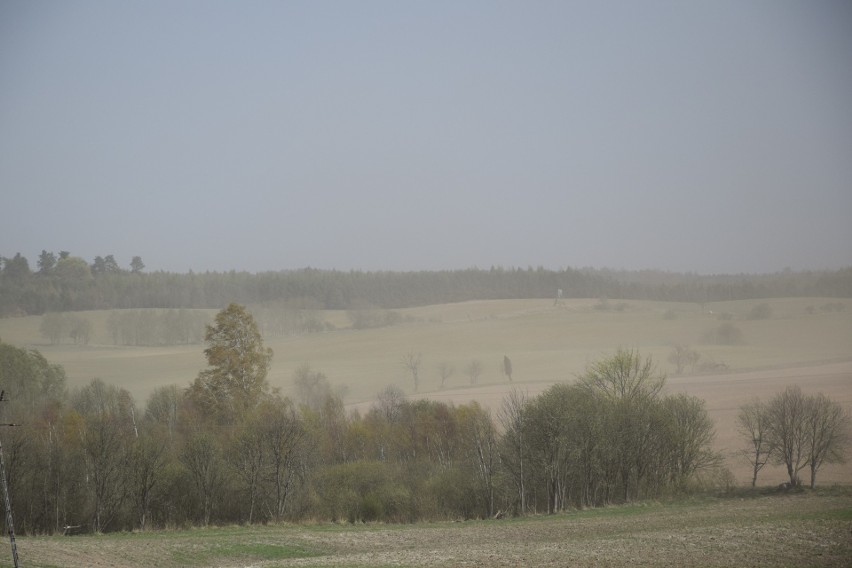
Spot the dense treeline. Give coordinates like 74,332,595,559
0,307,727,534
2,250,851,316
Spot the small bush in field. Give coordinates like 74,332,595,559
747,303,772,320
704,322,745,345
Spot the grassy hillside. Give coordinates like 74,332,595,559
10,488,852,567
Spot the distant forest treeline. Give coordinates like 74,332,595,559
2,250,851,316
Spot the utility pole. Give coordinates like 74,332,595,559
0,390,20,568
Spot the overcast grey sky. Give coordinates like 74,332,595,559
2,1,851,274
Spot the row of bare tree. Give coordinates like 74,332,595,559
738,386,849,488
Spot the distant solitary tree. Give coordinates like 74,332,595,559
747,303,772,320
668,344,700,375
465,359,483,385
401,351,422,392
503,355,513,382
437,361,454,389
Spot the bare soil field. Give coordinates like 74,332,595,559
12,489,852,568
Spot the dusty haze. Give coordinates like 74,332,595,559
2,1,851,274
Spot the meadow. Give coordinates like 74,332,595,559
0,296,850,487
7,488,852,567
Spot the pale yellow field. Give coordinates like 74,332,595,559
1,297,850,486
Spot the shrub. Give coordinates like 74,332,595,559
697,358,729,373
704,323,745,345
746,303,772,320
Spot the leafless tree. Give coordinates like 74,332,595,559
498,388,528,514
765,386,810,487
737,399,771,487
753,386,850,489
465,359,483,385
668,344,700,374
803,393,850,488
261,397,305,521
401,351,422,392
180,432,223,526
462,405,498,517
437,361,454,389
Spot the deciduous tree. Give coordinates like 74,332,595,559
130,256,145,273
578,348,665,402
737,399,771,487
465,359,482,385
401,351,422,392
503,355,513,382
803,393,849,488
437,361,454,389
187,303,272,423
765,385,809,487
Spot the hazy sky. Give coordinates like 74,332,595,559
2,1,851,274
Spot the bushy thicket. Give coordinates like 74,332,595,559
0,335,725,533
